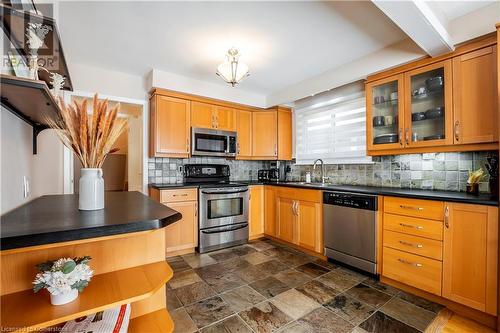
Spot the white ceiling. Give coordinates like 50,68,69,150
433,1,496,20
58,1,407,96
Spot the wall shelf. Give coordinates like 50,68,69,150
0,74,60,154
1,4,73,91
0,261,173,333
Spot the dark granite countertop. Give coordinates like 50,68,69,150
149,181,498,206
0,191,182,250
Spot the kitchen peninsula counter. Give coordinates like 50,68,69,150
1,191,180,332
1,191,181,250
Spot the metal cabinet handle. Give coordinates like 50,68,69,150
173,193,188,197
454,120,460,142
399,240,423,248
399,223,423,230
399,128,403,146
399,205,423,211
292,201,296,215
398,258,423,267
405,128,410,145
237,143,240,155
195,205,198,217
274,144,278,156
186,138,190,152
444,205,450,228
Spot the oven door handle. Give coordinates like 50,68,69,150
201,223,248,234
201,188,249,195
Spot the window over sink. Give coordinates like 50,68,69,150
293,81,371,165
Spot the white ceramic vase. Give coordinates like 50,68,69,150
50,288,78,305
79,168,104,210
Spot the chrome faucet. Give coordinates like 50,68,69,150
313,159,327,183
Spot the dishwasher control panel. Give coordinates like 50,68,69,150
323,192,377,211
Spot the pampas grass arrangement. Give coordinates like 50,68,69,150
48,94,126,168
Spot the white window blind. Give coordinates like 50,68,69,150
294,96,371,165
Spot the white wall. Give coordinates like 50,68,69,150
69,62,148,101
32,129,65,197
148,69,267,108
267,38,425,106
1,109,34,214
1,109,65,215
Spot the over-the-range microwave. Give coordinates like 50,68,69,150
191,127,237,157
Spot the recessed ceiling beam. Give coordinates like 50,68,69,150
372,0,454,57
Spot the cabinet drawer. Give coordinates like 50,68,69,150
383,247,442,295
383,230,442,260
384,213,443,240
160,188,198,203
384,197,444,220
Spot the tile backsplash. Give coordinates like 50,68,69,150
148,157,268,184
148,151,497,193
286,151,496,193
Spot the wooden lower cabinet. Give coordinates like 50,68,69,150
382,196,498,317
442,203,498,315
277,197,296,244
297,200,322,252
249,185,264,239
270,187,323,254
383,246,442,295
264,186,277,237
164,201,198,254
149,188,198,256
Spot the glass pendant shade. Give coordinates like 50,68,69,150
216,48,249,86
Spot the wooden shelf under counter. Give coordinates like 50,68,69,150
1,261,173,333
128,308,174,333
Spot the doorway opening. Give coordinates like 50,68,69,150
63,93,147,194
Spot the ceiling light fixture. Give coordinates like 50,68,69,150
216,48,249,87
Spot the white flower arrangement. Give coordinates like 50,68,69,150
33,256,93,296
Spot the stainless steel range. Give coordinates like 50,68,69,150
184,164,249,253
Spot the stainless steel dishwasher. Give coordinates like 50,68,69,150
323,191,378,274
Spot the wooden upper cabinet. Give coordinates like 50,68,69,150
191,102,215,129
453,46,498,144
252,111,278,159
215,106,236,131
191,102,236,131
366,74,405,152
249,185,264,239
236,109,252,159
404,59,453,148
277,107,293,160
442,203,498,315
149,95,190,158
366,36,498,156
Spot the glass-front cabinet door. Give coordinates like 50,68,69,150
366,74,404,151
404,60,453,147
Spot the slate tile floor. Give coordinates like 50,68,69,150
166,239,443,333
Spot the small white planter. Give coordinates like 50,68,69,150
50,289,78,305
79,168,104,210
